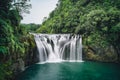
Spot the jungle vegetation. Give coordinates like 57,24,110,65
0,0,36,80
37,0,120,61
0,0,120,80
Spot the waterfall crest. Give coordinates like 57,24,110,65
33,34,82,63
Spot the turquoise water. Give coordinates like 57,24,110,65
16,61,120,80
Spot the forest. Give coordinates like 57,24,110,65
0,0,38,80
37,0,120,62
0,0,120,80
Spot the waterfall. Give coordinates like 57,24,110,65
33,34,82,63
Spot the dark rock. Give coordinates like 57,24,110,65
83,45,118,62
12,58,25,74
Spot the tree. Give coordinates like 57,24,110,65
37,0,120,61
0,0,31,80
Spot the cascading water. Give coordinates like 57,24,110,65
33,34,82,63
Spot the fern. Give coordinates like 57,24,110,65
0,46,8,55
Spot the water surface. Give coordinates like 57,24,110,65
16,61,120,80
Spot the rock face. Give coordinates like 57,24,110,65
11,36,39,80
25,46,39,66
12,58,25,74
83,45,118,62
11,47,38,78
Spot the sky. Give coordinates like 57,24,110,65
21,0,58,24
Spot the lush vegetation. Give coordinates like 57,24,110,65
37,0,120,62
0,0,37,80
20,23,40,33
0,0,120,80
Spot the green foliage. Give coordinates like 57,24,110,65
0,19,13,55
0,0,32,80
8,10,22,26
0,46,8,55
37,0,120,60
0,61,13,80
20,23,40,33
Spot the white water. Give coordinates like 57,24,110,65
33,34,82,63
